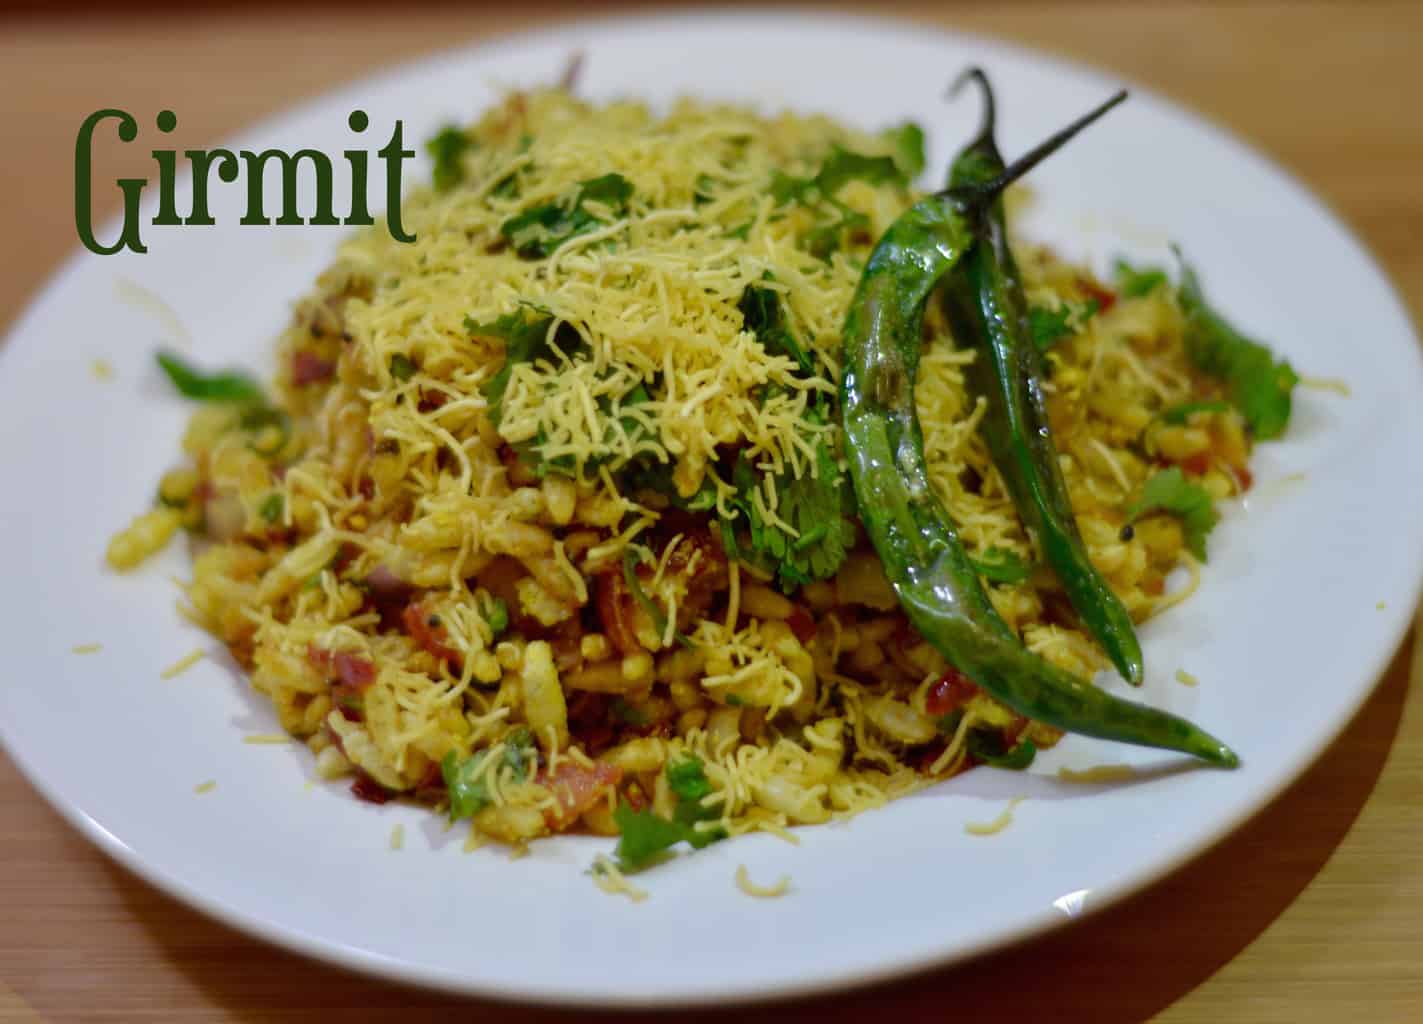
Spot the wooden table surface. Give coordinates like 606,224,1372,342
2,2,1421,1020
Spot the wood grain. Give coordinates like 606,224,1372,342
2,3,1421,1020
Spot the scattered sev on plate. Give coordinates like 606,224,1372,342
590,854,648,903
159,648,206,679
735,864,790,899
964,797,1025,837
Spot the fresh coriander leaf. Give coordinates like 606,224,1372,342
1175,248,1298,440
1028,306,1073,351
738,276,814,375
500,173,633,258
883,121,926,181
1126,466,1220,562
666,755,713,805
1112,258,1168,298
442,731,534,822
468,308,560,424
156,351,263,403
389,353,416,381
482,595,509,637
612,758,726,871
502,728,533,781
968,546,1030,585
613,803,690,871
727,421,856,592
693,173,722,206
966,728,1037,770
442,750,492,821
257,493,283,524
769,168,811,205
814,145,902,195
1028,299,1099,352
1159,399,1232,425
425,124,472,193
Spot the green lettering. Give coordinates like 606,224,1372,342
186,148,240,226
74,109,147,255
344,110,373,226
152,110,181,226
378,120,415,243
240,149,338,227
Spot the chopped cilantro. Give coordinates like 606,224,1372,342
968,546,1030,585
481,595,508,637
883,121,927,181
727,413,856,591
425,124,472,193
389,353,416,381
1126,466,1220,561
500,172,634,258
1175,248,1298,440
738,275,814,375
257,493,283,524
612,804,691,871
1028,299,1099,352
156,351,263,403
441,729,534,822
770,143,911,258
1112,258,1169,298
966,728,1037,770
693,173,719,206
1158,399,1232,425
468,307,563,424
666,755,714,805
613,755,725,871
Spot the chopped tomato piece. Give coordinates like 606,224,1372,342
596,568,643,656
350,773,394,804
1076,276,1117,313
540,762,623,829
925,667,978,716
291,350,335,386
307,645,377,689
402,601,461,664
1180,452,1211,476
597,529,729,655
786,605,817,646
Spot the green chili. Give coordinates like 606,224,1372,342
840,87,1237,767
941,69,1143,686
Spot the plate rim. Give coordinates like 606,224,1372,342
3,6,1422,1007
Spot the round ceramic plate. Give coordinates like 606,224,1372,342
2,10,1420,1007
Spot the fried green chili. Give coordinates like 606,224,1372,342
840,89,1238,767
940,69,1144,686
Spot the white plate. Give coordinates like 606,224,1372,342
2,10,1421,1007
